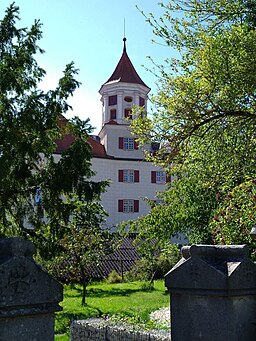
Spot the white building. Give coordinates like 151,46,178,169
86,38,169,230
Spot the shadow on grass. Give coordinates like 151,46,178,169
65,285,160,299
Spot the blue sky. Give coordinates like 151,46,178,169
0,1,170,133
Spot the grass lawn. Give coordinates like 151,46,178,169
55,280,169,340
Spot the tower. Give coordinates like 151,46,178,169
98,38,150,159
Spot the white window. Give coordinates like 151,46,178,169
118,199,139,213
123,199,134,213
124,137,135,150
119,137,138,150
156,171,166,184
124,170,134,183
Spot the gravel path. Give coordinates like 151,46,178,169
150,307,170,328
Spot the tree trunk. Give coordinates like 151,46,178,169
80,266,89,306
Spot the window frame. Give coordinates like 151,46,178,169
119,170,139,183
118,199,139,213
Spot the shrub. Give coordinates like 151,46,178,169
106,270,123,284
125,244,182,282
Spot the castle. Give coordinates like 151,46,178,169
56,38,169,230
90,38,169,230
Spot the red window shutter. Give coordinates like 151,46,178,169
134,170,139,183
119,137,124,149
151,171,156,183
166,174,171,183
134,139,139,150
134,200,139,213
118,200,124,212
118,170,124,182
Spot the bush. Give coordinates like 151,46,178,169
155,244,182,278
106,270,123,284
125,244,182,282
124,257,155,282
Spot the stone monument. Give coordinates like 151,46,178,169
165,244,256,341
0,237,63,341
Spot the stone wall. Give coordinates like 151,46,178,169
70,318,170,341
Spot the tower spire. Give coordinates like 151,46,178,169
123,37,127,52
123,19,126,52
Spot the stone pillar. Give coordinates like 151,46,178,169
0,237,63,341
165,244,256,341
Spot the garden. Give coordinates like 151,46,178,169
54,280,169,341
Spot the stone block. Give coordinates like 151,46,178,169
0,237,63,341
165,244,256,341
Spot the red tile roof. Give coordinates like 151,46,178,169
54,132,107,158
87,136,107,157
101,38,150,89
54,114,107,157
55,134,75,154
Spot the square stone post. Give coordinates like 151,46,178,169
165,244,256,341
0,237,63,341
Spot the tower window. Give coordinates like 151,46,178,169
109,95,117,106
124,108,132,119
139,97,145,107
119,137,138,150
124,96,133,102
110,109,116,119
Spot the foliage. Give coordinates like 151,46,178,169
127,0,256,247
210,179,256,249
49,221,114,305
124,244,181,282
0,4,109,264
106,270,123,284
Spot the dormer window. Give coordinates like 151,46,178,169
124,96,133,102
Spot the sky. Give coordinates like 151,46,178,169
0,1,170,133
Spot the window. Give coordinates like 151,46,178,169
119,137,138,150
124,96,133,102
119,170,139,183
108,95,117,106
110,109,116,119
118,199,139,213
156,171,166,183
151,171,170,184
124,137,134,150
124,108,132,119
139,96,145,107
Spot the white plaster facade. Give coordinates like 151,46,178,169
91,157,166,229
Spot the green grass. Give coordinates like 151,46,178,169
55,280,169,340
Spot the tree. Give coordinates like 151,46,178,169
127,0,256,246
51,201,113,305
0,4,108,259
135,0,256,159
210,179,256,248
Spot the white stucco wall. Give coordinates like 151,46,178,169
91,157,166,230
